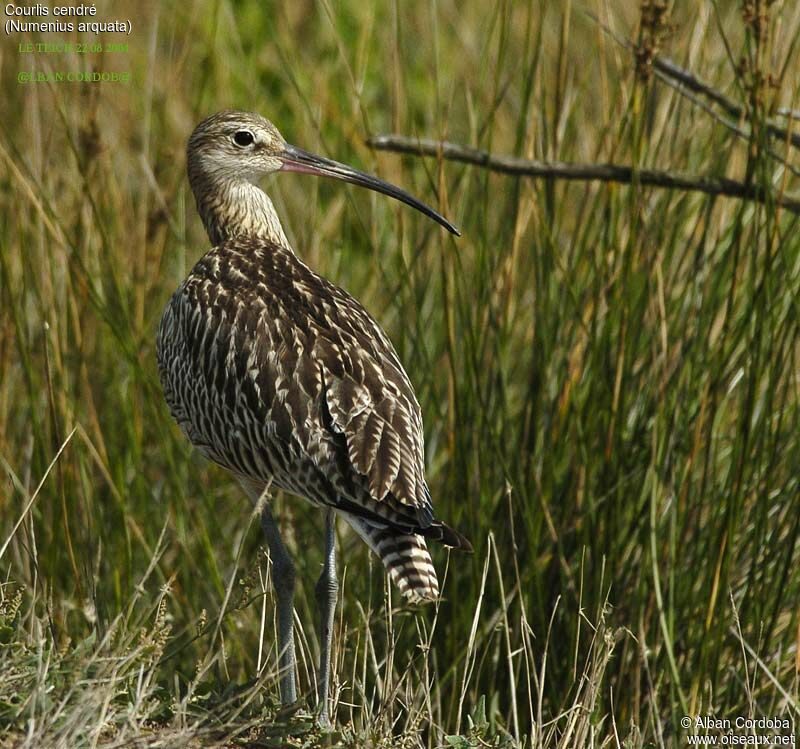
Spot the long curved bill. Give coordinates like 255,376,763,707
279,143,460,236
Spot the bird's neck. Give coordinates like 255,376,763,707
190,169,290,248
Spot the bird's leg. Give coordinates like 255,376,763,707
260,503,297,705
315,509,338,727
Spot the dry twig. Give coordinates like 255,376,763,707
367,135,800,215
580,7,800,150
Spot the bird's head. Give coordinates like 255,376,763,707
188,111,286,182
188,110,460,236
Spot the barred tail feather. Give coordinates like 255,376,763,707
346,517,440,603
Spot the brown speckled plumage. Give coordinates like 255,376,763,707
158,236,467,576
156,111,469,720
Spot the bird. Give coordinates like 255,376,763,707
156,110,472,726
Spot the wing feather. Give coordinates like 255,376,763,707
159,235,434,523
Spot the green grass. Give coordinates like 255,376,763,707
1,1,799,746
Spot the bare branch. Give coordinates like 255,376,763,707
653,57,800,150
579,7,800,150
649,64,800,179
367,135,800,215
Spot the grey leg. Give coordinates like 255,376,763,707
315,509,338,727
261,503,297,705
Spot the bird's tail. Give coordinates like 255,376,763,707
346,518,440,603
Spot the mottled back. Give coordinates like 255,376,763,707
157,235,442,534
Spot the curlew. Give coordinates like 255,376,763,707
156,111,472,725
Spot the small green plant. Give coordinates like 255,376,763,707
445,696,515,749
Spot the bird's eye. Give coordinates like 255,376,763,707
233,130,255,147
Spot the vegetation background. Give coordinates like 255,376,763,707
0,0,798,746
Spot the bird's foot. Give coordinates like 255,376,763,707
315,703,334,731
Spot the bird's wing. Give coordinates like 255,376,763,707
302,274,435,526
319,341,432,520
160,237,434,525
